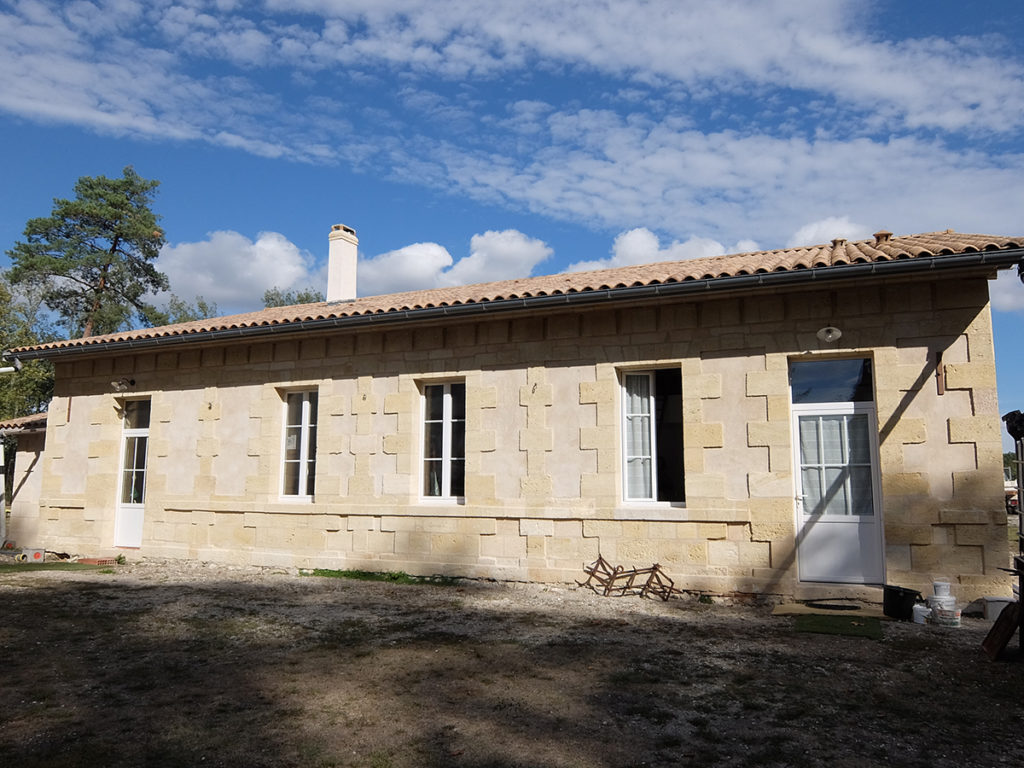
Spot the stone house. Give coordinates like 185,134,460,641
3,227,1022,599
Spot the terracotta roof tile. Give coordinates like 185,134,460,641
9,230,1022,355
0,412,48,432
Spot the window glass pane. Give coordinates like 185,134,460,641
285,426,302,460
654,369,684,502
847,415,870,464
286,393,303,426
424,460,442,496
823,467,850,515
820,416,846,464
425,422,444,460
790,359,873,403
849,467,874,516
450,459,465,497
132,437,148,471
627,457,652,498
123,400,151,429
450,383,465,420
424,385,443,421
799,417,820,464
305,460,316,496
121,472,139,504
283,461,299,496
625,375,651,414
451,421,465,460
801,467,823,513
123,438,138,472
627,415,651,457
308,393,318,426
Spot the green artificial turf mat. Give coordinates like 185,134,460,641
0,562,105,574
794,613,883,640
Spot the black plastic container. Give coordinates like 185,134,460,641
883,585,921,621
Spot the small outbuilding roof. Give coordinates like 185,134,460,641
7,229,1023,360
0,412,48,435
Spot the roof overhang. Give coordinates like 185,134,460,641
7,247,1023,362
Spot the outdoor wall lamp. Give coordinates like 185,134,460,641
816,326,842,343
0,357,23,375
1004,410,1024,442
111,378,136,392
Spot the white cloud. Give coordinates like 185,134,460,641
0,0,1022,254
358,230,553,296
158,231,320,312
357,242,454,297
786,217,872,249
991,268,1024,314
436,124,1024,247
568,228,727,272
443,230,552,286
259,0,1024,133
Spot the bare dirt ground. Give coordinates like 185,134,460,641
1,558,1022,768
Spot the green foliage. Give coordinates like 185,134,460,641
0,278,55,421
263,286,325,308
150,294,220,326
6,166,170,338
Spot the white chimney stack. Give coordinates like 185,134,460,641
327,223,358,302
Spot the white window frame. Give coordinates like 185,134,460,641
118,399,151,507
620,369,684,505
280,390,317,500
114,398,151,548
421,381,465,501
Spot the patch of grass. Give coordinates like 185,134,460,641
304,568,460,586
0,562,105,574
793,614,883,640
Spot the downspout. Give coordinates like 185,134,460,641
0,356,24,543
1,436,6,544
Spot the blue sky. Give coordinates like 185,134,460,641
1,0,1022,447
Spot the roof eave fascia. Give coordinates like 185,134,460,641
12,247,1024,362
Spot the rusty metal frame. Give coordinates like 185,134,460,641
578,555,680,601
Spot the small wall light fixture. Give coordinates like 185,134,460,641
111,378,136,392
816,326,842,343
0,357,23,375
1004,410,1024,442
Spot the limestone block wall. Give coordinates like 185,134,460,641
20,273,1010,599
6,431,45,544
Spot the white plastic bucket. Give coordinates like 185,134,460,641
927,594,955,610
932,581,951,597
933,607,961,627
912,604,931,624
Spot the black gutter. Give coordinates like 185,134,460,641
8,248,1023,362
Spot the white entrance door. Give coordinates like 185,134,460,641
114,505,145,548
114,400,150,548
793,403,884,584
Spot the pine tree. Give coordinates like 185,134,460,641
6,167,169,337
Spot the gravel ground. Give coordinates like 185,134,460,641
0,557,1022,768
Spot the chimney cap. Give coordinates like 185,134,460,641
872,230,892,244
331,223,357,237
831,237,846,247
